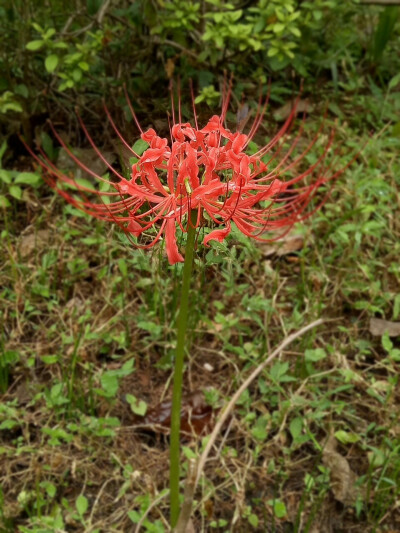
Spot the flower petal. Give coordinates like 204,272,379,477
204,223,231,247
165,218,184,264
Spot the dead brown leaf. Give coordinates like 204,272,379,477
322,436,358,505
273,99,314,122
19,229,50,258
369,318,400,337
260,234,305,257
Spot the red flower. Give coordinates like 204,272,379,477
26,85,350,264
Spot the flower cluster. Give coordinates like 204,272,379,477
28,88,345,264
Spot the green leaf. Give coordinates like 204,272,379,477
304,348,326,362
44,28,56,40
76,494,88,516
289,417,303,440
388,72,400,90
0,195,11,208
251,425,267,441
267,499,287,518
9,185,22,200
269,361,289,381
389,348,400,362
54,42,68,49
382,332,393,353
78,61,90,71
248,513,259,527
26,40,45,51
128,510,140,523
100,373,119,397
41,481,56,498
334,430,360,444
72,68,82,82
15,84,29,98
14,172,42,186
41,355,59,364
45,54,59,73
118,258,128,277
273,23,285,33
131,139,149,156
0,169,12,184
394,294,400,320
126,394,148,416
372,6,399,61
0,420,19,430
40,132,55,159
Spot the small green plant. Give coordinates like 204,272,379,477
0,142,42,208
26,22,104,92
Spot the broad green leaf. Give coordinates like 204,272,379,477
248,514,258,527
45,54,59,73
44,28,56,40
15,172,42,186
0,169,12,184
268,499,287,518
132,139,148,157
72,68,82,82
26,40,45,51
388,72,400,90
382,332,393,353
334,430,360,444
76,494,88,516
126,394,147,416
9,185,22,200
304,348,326,362
100,373,119,397
289,417,303,440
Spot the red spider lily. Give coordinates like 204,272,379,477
26,82,349,264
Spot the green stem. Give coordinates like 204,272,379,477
170,210,197,528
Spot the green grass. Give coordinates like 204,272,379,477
1,88,400,533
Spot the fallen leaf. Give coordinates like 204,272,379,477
19,229,50,258
322,436,358,505
369,318,400,337
130,391,214,436
260,234,305,257
273,99,314,122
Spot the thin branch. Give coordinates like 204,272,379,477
195,318,324,487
